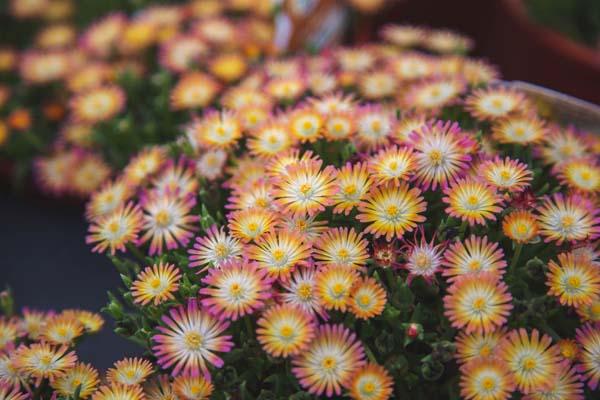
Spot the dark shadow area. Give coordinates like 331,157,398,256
0,190,141,371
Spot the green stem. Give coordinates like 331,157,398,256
126,243,146,266
363,343,378,363
384,268,397,294
459,219,468,239
244,316,254,340
509,243,523,276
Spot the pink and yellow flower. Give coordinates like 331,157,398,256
331,162,373,215
91,383,145,400
557,158,600,194
502,210,539,244
354,105,395,150
152,157,198,197
172,374,214,400
349,277,387,320
442,235,507,281
170,72,220,110
227,208,277,243
455,329,506,365
492,116,546,145
459,358,515,400
187,111,242,150
247,230,311,280
292,324,366,397
152,299,233,378
347,363,393,400
41,313,84,345
280,267,328,319
188,225,242,270
313,227,369,270
315,265,360,312
537,193,600,244
200,259,272,321
86,202,143,255
14,342,77,383
70,85,125,124
51,362,99,399
479,156,533,193
123,147,166,186
498,329,562,393
131,262,181,306
247,122,294,158
289,108,324,143
402,228,445,284
256,304,316,358
86,179,132,221
106,357,153,386
546,252,600,307
368,145,416,186
576,322,600,389
522,361,584,400
443,178,503,226
357,182,427,241
464,87,526,121
402,78,465,113
444,273,512,334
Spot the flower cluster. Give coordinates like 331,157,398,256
78,20,600,399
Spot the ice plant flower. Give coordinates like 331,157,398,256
256,304,316,358
152,299,233,378
86,202,143,255
410,120,474,190
280,267,328,319
459,358,515,400
188,225,243,270
50,362,99,399
106,358,153,386
557,158,600,194
14,342,77,383
498,329,562,394
272,159,338,217
227,208,277,243
464,87,526,121
576,322,600,389
123,147,166,186
443,178,503,226
502,210,539,244
247,230,311,280
402,228,445,284
454,329,506,365
292,324,366,397
521,361,584,400
331,162,373,215
85,179,132,221
289,108,324,143
368,145,416,186
41,313,84,345
442,235,507,281
349,277,387,320
315,265,360,312
354,105,395,150
479,156,533,193
131,263,181,306
357,182,427,241
170,72,220,111
172,374,214,400
0,385,28,400
444,273,513,334
70,85,125,124
188,111,242,150
313,227,369,270
402,78,465,113
138,192,198,255
537,193,600,244
247,122,294,158
546,252,600,307
347,363,394,400
492,116,546,145
90,383,145,400
200,259,272,321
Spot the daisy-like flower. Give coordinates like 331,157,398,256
539,127,590,165
188,225,242,270
444,272,513,334
265,149,320,178
289,108,324,143
159,35,208,73
323,112,356,141
557,338,580,362
41,313,84,345
402,228,445,284
106,358,153,386
332,162,372,216
172,374,214,400
315,265,360,312
152,157,198,197
410,120,474,190
546,252,600,307
336,48,375,72
86,202,143,255
247,230,311,281
426,29,473,53
358,71,397,100
187,111,242,151
499,329,562,393
464,87,526,121
442,235,507,281
20,308,50,340
390,114,428,145
349,277,387,320
402,78,465,113
14,342,77,383
443,178,504,226
152,299,233,378
227,208,277,243
19,51,72,84
225,156,267,189
502,210,539,244
33,150,78,196
200,259,272,321
557,158,600,194
308,93,356,115
576,296,600,322
131,263,181,306
381,24,426,47
86,180,132,221
354,105,395,150
576,322,600,389
247,122,294,158
138,192,198,255
144,375,175,400
227,180,275,212
237,105,270,131
196,149,227,181
209,53,247,83
459,358,515,400
368,145,416,186
71,153,112,197
479,156,533,193
79,13,126,58
454,329,506,365
0,353,24,387
388,53,434,82
170,72,220,110
493,116,546,145
347,362,393,400
522,361,584,400
276,214,328,245
537,193,600,244
0,319,18,353
64,310,104,333
91,383,145,400
0,385,27,400
272,159,338,217
462,60,500,86
313,227,369,270
292,324,365,397
123,147,166,186
70,85,125,124
51,362,99,399
280,267,328,319
357,182,427,241
264,77,306,102
256,304,316,358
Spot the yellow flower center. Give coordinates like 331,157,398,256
386,205,399,217
215,125,227,137
561,215,575,228
72,378,82,387
491,98,504,110
479,345,491,357
150,278,161,289
415,254,430,269
467,195,479,207
185,332,203,350
567,275,581,289
321,356,336,370
468,260,481,271
229,283,243,296
472,297,486,311
299,183,312,195
302,120,314,131
514,126,526,137
297,283,312,300
280,325,294,338
358,294,372,307
499,169,511,181
333,122,344,133
430,87,441,98
272,249,286,262
362,382,376,394
388,160,399,171
215,243,228,258
40,354,53,367
481,377,496,391
247,222,258,232
108,221,120,233
522,357,537,371
155,210,171,227
429,150,443,165
515,223,528,235
580,170,592,181
344,184,357,195
332,283,345,297
371,120,381,132
337,248,349,259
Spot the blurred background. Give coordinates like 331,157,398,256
1,0,599,370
